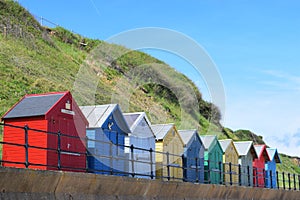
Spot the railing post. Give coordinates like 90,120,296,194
130,144,135,177
85,136,89,173
238,164,242,186
195,157,199,183
229,162,232,185
255,167,259,187
57,131,61,170
24,125,29,168
262,169,266,187
298,175,300,191
293,174,296,190
270,170,273,188
288,173,291,190
149,148,154,179
166,152,170,181
181,154,185,182
282,172,285,190
247,165,251,187
109,140,113,175
207,160,210,184
219,161,222,185
276,171,279,189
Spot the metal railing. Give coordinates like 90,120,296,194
0,122,299,190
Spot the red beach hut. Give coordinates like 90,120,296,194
1,91,88,172
253,144,270,187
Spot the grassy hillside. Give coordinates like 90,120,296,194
0,0,298,175
0,0,221,134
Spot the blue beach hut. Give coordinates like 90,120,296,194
178,130,204,183
80,104,131,176
123,112,156,179
265,148,281,188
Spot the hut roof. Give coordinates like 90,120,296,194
80,104,130,133
200,135,217,150
219,139,232,152
233,141,258,159
151,124,174,140
254,144,270,161
123,112,155,138
178,130,198,146
266,148,281,163
2,92,67,119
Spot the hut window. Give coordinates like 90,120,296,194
65,100,71,110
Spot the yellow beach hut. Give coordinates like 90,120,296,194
219,139,239,185
151,124,184,181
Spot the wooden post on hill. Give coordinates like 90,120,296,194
3,26,7,38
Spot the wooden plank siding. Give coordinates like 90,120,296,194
154,125,184,181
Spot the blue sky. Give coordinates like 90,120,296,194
18,0,300,156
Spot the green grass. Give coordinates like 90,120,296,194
277,154,300,175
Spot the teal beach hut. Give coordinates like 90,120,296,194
200,135,223,184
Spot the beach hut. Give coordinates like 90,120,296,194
219,139,239,185
178,130,204,183
151,124,184,181
80,104,131,176
123,112,156,179
265,148,281,188
253,144,270,187
200,135,223,184
233,141,258,186
1,91,88,172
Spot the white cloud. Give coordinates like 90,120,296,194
265,130,300,156
224,87,300,156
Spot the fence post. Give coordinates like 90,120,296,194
282,172,285,190
288,173,291,190
57,131,61,170
149,148,154,179
207,160,210,184
166,152,170,181
293,174,296,190
238,164,241,186
263,169,266,188
109,140,113,175
181,154,185,182
85,136,89,173
247,165,251,187
3,26,7,38
298,175,300,190
195,157,199,183
130,144,135,177
255,167,258,187
24,125,29,168
298,175,300,191
229,162,232,185
19,27,22,37
276,171,279,189
40,16,43,26
219,161,223,185
270,170,273,188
